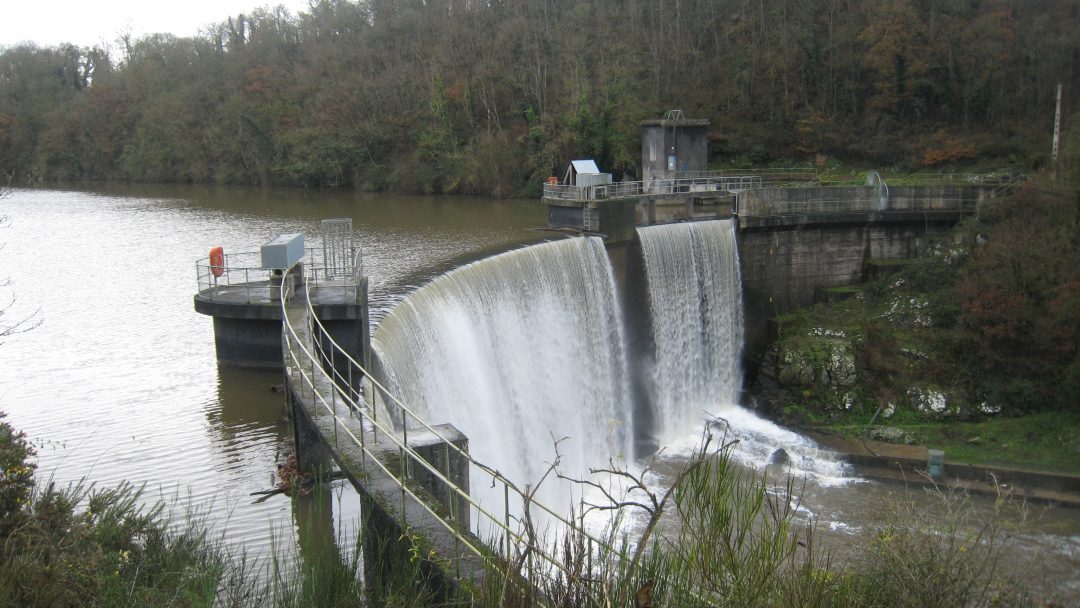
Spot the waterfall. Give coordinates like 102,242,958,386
372,237,633,525
637,220,851,484
637,220,744,442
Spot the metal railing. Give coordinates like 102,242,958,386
542,174,774,201
277,256,622,591
541,171,1028,205
747,194,982,216
195,247,364,304
807,172,1025,188
194,250,271,302
736,173,1027,217
543,180,645,201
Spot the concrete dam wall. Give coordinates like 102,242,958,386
371,220,853,531
733,183,990,360
737,215,959,360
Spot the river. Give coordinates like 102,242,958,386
0,184,1077,601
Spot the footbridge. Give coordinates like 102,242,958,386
205,225,623,602
193,223,622,601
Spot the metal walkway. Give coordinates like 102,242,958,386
277,255,620,599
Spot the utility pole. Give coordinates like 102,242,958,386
1052,83,1062,180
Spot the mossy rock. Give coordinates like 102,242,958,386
777,338,857,388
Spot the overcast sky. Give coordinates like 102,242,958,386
0,0,313,49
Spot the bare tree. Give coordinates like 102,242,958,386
555,431,723,579
0,196,42,343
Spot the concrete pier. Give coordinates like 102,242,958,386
193,281,284,368
194,256,369,369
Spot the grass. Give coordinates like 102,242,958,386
820,411,1080,473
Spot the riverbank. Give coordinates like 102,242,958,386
810,410,1080,473
801,427,1080,508
746,186,1080,504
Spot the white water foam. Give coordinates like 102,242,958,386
373,222,854,543
637,220,853,486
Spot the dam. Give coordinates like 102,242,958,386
190,115,1028,598
370,218,855,534
188,163,1023,600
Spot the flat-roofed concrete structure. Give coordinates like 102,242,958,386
641,111,709,193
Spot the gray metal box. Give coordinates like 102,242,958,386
577,173,612,187
261,233,305,269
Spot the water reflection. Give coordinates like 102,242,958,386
208,365,288,438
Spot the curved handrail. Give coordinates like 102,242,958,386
277,260,621,583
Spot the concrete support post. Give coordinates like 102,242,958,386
288,379,328,473
406,424,471,529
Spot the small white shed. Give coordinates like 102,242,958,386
562,159,611,187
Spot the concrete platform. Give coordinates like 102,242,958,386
194,278,368,369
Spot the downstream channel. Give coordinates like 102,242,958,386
1,184,1076,599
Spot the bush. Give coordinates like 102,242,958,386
0,480,229,608
847,488,1033,608
0,411,236,608
0,411,34,537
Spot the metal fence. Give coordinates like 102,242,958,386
194,250,269,301
738,173,1027,217
542,174,772,201
542,180,644,201
541,171,1027,207
747,194,981,216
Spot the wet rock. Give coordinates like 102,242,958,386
778,346,815,386
770,448,791,465
908,386,952,416
870,426,914,445
827,346,857,387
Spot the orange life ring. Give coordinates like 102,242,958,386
209,246,225,278
546,176,558,185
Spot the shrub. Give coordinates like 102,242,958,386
0,411,34,537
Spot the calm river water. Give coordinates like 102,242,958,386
0,183,547,561
0,184,1077,600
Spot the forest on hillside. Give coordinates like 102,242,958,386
1,0,1078,196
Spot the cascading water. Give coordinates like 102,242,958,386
637,220,745,441
372,237,634,528
637,220,851,484
373,221,851,542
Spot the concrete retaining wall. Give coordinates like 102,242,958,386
737,214,959,361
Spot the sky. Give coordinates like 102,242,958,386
0,0,313,49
